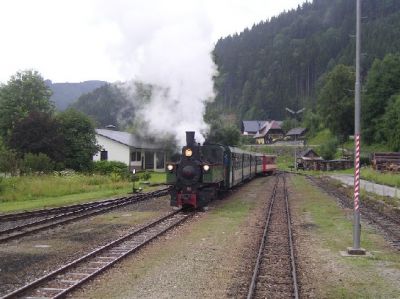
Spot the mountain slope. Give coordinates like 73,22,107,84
46,80,107,110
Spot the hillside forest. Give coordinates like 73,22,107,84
208,0,400,150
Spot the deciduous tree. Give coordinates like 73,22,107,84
8,111,65,163
0,70,54,140
363,53,400,144
317,64,354,141
57,109,99,171
382,95,400,151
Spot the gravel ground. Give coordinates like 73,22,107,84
0,196,171,296
67,176,276,299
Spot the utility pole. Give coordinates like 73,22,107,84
348,0,366,255
285,107,305,171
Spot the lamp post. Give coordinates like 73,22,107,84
132,168,138,193
348,0,366,255
285,107,305,171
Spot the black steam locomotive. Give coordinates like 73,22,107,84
166,132,277,209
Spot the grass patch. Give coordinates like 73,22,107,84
291,175,400,298
0,188,132,213
360,167,400,188
0,172,167,213
307,128,333,146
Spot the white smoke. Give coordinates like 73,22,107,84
95,0,216,145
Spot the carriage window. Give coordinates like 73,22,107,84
233,153,243,169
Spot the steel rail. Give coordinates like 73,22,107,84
0,187,170,222
283,175,299,299
246,175,279,299
0,188,171,243
2,209,190,299
247,173,299,299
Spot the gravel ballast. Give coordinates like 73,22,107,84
0,196,171,296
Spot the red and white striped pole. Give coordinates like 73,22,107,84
354,134,360,213
352,133,362,251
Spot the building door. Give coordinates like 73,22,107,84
100,150,108,161
145,151,154,170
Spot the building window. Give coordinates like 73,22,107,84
100,150,108,161
130,151,141,162
156,152,165,169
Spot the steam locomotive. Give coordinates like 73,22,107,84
166,131,277,209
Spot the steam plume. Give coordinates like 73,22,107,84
96,0,216,145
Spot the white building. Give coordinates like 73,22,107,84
93,129,166,172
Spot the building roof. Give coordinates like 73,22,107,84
95,129,161,150
286,127,307,136
242,120,266,134
299,148,322,159
254,120,283,138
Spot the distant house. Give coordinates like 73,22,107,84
93,129,166,172
297,148,353,171
297,148,323,170
254,120,284,144
241,120,266,136
286,127,308,140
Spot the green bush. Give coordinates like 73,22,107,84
0,148,20,176
93,160,130,179
319,138,338,160
141,171,152,181
22,153,55,174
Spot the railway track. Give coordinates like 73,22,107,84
308,176,400,250
247,173,299,299
2,209,191,299
0,188,170,243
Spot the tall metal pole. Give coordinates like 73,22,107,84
349,0,365,254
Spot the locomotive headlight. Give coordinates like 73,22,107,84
167,164,174,171
184,148,193,157
203,164,210,171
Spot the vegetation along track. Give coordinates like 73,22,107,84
308,176,400,250
2,209,191,299
247,173,299,299
0,187,171,243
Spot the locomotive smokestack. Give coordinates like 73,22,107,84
186,131,195,146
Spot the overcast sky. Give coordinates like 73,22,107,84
0,0,307,84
